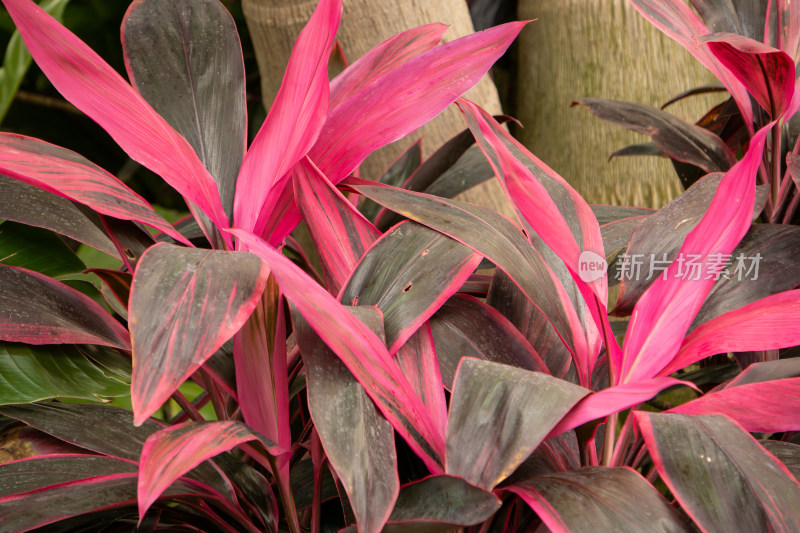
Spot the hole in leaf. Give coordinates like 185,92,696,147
421,249,430,256
124,248,136,260
402,282,413,293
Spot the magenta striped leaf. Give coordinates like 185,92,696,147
233,276,291,454
459,98,610,383
637,412,800,532
0,455,137,497
0,454,241,531
701,33,795,118
293,157,380,295
310,21,527,187
129,243,269,425
328,23,447,110
138,421,275,518
231,229,446,472
676,223,795,328
430,293,550,389
547,377,692,438
235,0,340,236
459,100,606,300
727,358,800,387
294,305,398,533
668,378,800,433
339,220,482,354
394,324,448,440
662,290,800,376
345,179,592,380
0,403,164,461
123,0,246,221
86,269,131,316
509,467,691,533
0,0,229,237
619,124,770,384
629,0,754,126
614,173,767,316
445,358,588,490
0,175,116,256
0,134,189,246
0,264,130,348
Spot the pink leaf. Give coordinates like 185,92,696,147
234,0,341,235
619,124,770,385
701,33,795,118
629,0,753,126
458,98,610,383
230,229,446,472
0,133,190,246
310,21,528,186
251,21,527,246
661,290,800,376
547,377,692,438
234,276,291,454
329,23,447,110
0,0,229,238
458,99,606,301
395,324,448,441
138,421,276,518
293,157,380,294
668,378,800,433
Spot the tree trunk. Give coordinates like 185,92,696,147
242,0,513,214
516,0,721,208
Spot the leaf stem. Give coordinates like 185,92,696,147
171,389,204,422
602,412,617,466
771,120,782,218
269,454,301,533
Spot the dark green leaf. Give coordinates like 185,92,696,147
0,221,85,277
574,98,736,173
0,343,128,404
384,475,501,531
0,455,136,497
430,293,549,389
486,268,574,379
293,306,398,533
0,403,162,461
340,221,481,354
692,224,800,328
638,412,800,532
360,142,421,223
509,467,690,532
123,0,245,220
759,441,800,482
445,359,588,489
0,175,115,256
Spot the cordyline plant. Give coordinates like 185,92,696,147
579,1,800,227
0,0,800,531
